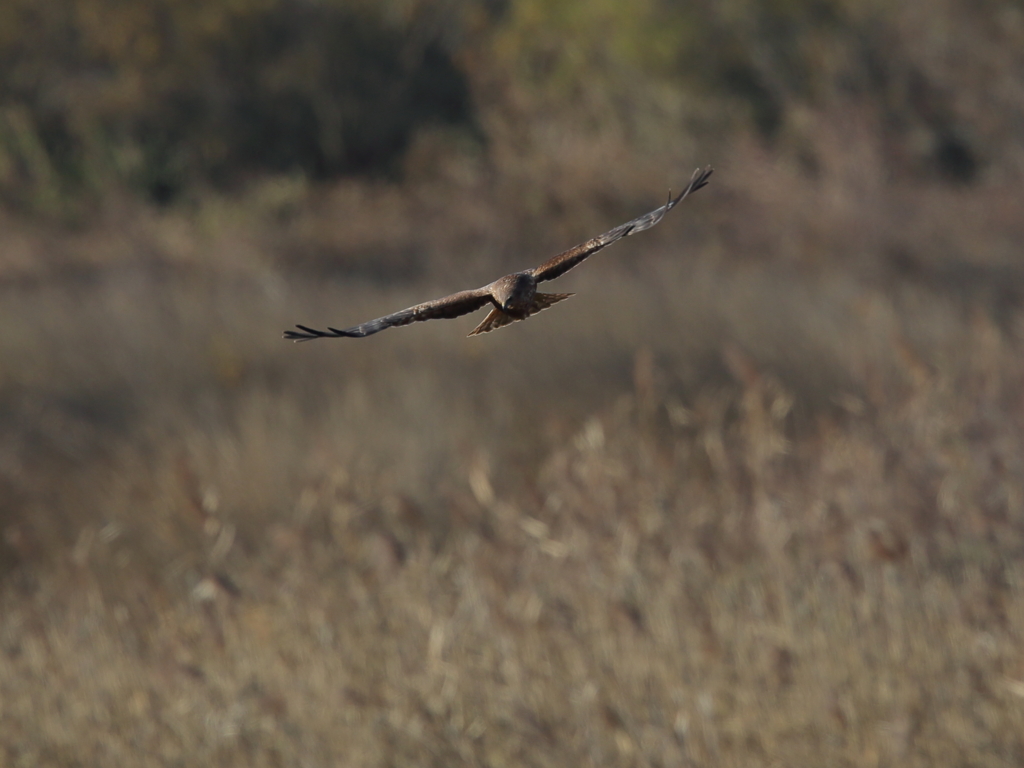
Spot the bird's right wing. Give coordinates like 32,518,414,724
285,288,494,341
530,166,713,283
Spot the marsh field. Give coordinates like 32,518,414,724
2,1,1024,765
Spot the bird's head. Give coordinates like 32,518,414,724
492,279,513,309
493,272,534,313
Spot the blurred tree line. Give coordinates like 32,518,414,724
0,0,1020,212
0,0,477,209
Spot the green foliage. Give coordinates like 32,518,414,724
485,0,856,114
1,0,1020,212
480,0,1017,182
0,0,474,209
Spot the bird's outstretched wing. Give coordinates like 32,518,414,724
530,166,713,283
284,288,493,341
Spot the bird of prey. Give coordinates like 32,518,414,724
285,166,712,341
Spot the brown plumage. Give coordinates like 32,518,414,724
284,165,712,341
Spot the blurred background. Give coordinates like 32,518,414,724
2,0,1024,764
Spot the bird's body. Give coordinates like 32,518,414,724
490,272,537,318
285,166,712,341
469,271,573,335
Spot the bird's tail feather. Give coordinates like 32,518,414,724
468,309,514,336
531,292,575,313
467,293,574,336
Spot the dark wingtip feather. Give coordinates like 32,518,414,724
691,165,714,191
283,324,341,342
667,165,714,208
284,327,317,342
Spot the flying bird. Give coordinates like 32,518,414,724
285,165,712,341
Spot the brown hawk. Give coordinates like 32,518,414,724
285,166,712,340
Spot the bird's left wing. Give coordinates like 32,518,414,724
285,287,493,341
530,165,713,283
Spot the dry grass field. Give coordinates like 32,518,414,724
3,2,1024,764
2,144,1024,767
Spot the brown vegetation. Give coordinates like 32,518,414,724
3,0,1024,765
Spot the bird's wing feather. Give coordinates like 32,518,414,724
284,287,493,341
530,166,713,283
